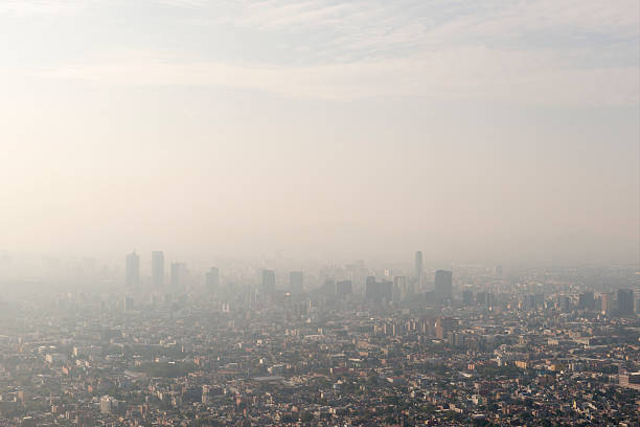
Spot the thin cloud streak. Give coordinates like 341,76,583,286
0,0,89,16
41,48,639,106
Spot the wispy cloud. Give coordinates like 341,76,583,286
152,0,209,8
11,0,640,106
41,47,639,106
220,0,639,56
0,0,87,16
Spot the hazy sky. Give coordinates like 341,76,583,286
1,0,639,265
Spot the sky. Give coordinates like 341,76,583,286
0,0,639,265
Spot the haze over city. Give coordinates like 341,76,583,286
1,0,639,265
0,2,639,426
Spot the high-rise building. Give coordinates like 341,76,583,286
476,291,487,306
205,267,219,293
434,270,453,301
494,265,503,278
486,292,496,309
289,271,303,293
322,279,336,296
557,295,571,312
366,276,376,295
151,251,164,288
462,289,474,306
579,291,595,310
336,280,352,296
617,289,634,315
171,262,186,291
125,251,139,288
414,251,423,289
365,277,392,303
600,292,614,315
262,270,276,294
123,296,135,312
393,276,408,302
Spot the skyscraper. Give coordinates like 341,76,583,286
171,262,186,291
151,251,164,288
393,276,408,302
262,270,276,294
494,265,503,277
289,271,303,293
617,288,634,315
579,291,595,310
322,279,336,296
600,292,614,315
205,267,219,293
125,251,139,288
462,289,474,306
365,276,392,303
336,280,352,296
434,270,453,301
414,251,423,289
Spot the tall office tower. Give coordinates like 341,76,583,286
205,267,219,293
379,280,393,302
494,265,503,278
151,251,164,288
262,270,276,294
434,270,453,301
322,279,336,296
462,289,474,306
486,292,496,309
617,288,634,315
289,271,303,293
365,277,392,302
414,251,423,289
579,291,595,310
476,291,487,306
558,295,571,312
171,262,186,290
365,276,376,296
125,251,140,288
393,276,407,302
600,292,614,315
336,280,352,296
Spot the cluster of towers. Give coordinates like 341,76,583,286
125,251,218,292
125,250,453,301
414,251,453,300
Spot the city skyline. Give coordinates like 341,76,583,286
0,1,638,425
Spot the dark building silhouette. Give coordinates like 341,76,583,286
125,251,139,288
415,251,423,289
434,270,452,301
171,262,186,291
365,276,392,303
494,265,502,277
205,267,219,293
476,291,487,306
617,288,634,315
152,251,164,288
557,295,571,312
462,289,474,306
393,276,408,302
322,279,336,296
486,292,496,309
262,270,276,294
579,291,595,310
336,280,352,296
289,271,303,293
